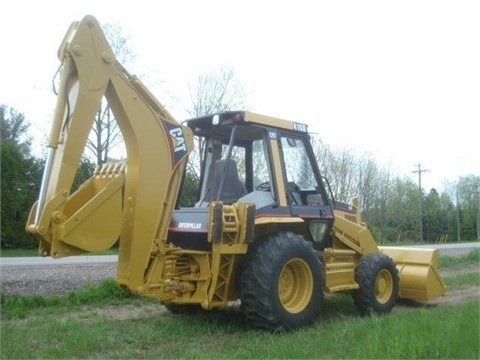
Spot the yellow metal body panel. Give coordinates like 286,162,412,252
332,214,379,255
244,112,307,132
146,202,253,308
254,217,304,225
322,248,360,292
331,197,378,255
268,138,288,207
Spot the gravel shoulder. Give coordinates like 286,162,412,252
1,245,478,308
0,262,117,296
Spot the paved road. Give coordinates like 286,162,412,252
1,242,478,267
410,242,480,257
0,255,118,267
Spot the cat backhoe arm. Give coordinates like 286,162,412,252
26,15,193,294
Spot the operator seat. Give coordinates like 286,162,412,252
201,159,247,205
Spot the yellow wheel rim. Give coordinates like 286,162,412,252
278,258,313,313
374,269,394,304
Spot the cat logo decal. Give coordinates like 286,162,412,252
169,127,187,153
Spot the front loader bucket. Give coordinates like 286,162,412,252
379,246,447,301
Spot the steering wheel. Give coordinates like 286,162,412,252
255,181,272,191
255,181,271,191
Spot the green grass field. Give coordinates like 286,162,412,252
1,295,478,359
1,251,479,359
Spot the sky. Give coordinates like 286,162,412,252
1,0,479,192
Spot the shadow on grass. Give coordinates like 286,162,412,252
163,292,361,333
395,298,438,309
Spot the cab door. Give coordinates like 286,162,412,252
278,133,334,249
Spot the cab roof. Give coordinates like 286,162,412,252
186,111,309,133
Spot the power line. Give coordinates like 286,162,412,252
412,163,429,242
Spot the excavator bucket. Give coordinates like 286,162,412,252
379,246,447,301
26,163,125,257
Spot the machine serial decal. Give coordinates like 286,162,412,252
293,122,308,132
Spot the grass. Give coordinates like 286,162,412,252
1,299,478,359
0,279,133,319
440,248,480,266
445,272,480,290
1,251,479,359
0,248,39,257
440,249,480,291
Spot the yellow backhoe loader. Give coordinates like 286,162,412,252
26,15,446,330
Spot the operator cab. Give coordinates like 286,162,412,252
169,111,334,250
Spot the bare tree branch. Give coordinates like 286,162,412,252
83,22,133,165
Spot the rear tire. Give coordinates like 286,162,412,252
239,232,324,330
353,253,399,316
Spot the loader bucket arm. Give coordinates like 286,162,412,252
26,15,193,293
331,198,446,301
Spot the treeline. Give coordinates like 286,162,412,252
311,136,479,244
1,104,478,248
1,105,95,248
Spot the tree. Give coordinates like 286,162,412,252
177,66,249,206
0,105,32,153
452,175,480,241
328,147,358,202
310,131,468,244
376,177,420,243
356,154,387,215
1,105,96,248
84,22,135,165
423,188,453,242
72,157,97,193
187,65,248,118
310,135,331,179
1,105,42,248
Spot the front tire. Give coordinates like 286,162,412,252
353,253,399,316
239,232,324,330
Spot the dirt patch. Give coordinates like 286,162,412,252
62,286,480,324
64,302,170,322
395,287,480,312
431,287,480,306
57,279,480,325
435,264,480,306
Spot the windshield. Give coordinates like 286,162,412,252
177,124,271,208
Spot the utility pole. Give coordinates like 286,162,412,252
476,184,480,241
456,187,461,241
412,164,429,242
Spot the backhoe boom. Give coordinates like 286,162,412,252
26,15,194,295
